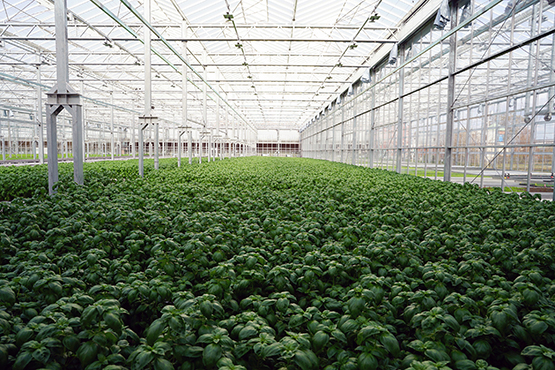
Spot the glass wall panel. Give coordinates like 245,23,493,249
301,0,555,195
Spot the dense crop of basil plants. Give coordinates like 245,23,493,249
0,157,554,370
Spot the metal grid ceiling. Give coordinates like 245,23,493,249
0,0,417,130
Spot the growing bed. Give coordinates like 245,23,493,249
0,157,554,370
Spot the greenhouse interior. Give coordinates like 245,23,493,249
0,0,552,195
1,0,555,370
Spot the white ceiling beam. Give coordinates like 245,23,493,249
1,36,397,43
0,22,400,30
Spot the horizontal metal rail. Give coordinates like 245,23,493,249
0,37,398,43
0,22,399,30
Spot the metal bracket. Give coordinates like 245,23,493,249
46,93,81,106
46,83,81,106
178,125,191,137
138,115,157,131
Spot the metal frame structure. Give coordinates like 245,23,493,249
1,0,554,197
1,0,266,174
301,0,555,197
1,0,413,133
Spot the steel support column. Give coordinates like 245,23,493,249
181,22,190,166
352,91,358,166
36,57,44,164
369,71,376,168
396,44,405,174
110,92,114,160
7,116,11,159
331,110,335,162
71,105,84,183
46,105,61,192
140,0,155,174
444,3,458,181
232,120,236,158
188,129,192,164
208,133,212,162
202,50,207,164
215,70,221,159
340,105,345,163
178,128,185,167
226,105,231,159
147,0,159,170
154,120,159,169
526,6,540,193
81,80,86,161
46,0,83,195
324,113,329,161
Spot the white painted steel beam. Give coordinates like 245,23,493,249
0,22,398,31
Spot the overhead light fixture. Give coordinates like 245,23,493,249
235,43,243,49
349,42,358,49
242,62,249,66
545,113,552,121
369,13,380,22
103,39,114,48
155,73,161,78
